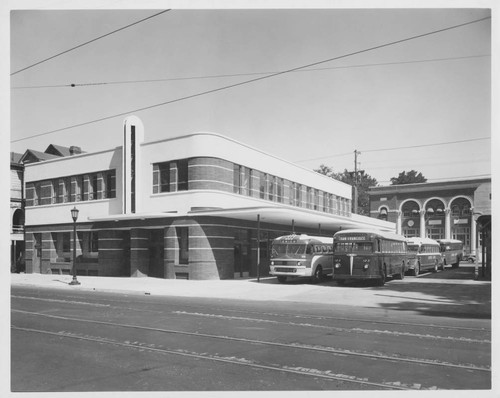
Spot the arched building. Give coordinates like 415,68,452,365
368,179,491,256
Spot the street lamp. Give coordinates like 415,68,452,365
69,207,81,285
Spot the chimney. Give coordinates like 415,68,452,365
69,146,82,155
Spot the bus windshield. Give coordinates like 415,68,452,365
407,244,419,252
334,242,373,253
271,243,307,258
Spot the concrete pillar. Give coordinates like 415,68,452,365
445,208,451,239
396,211,402,235
419,210,426,238
471,215,477,256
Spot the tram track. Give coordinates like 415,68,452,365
12,325,410,390
12,292,491,334
11,309,491,372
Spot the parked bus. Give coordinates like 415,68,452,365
270,234,333,283
332,229,407,286
406,237,444,276
437,239,463,268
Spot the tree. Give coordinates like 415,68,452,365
315,164,378,215
390,170,427,185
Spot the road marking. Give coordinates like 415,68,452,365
11,295,110,307
11,309,491,371
10,325,417,390
172,311,491,344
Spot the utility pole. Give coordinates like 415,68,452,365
353,150,361,214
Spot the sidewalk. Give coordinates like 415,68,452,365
11,264,491,317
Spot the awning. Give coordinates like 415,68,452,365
87,205,395,233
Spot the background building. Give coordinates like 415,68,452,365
368,179,491,261
10,152,25,272
22,116,394,280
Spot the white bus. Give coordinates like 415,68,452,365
269,234,334,283
406,237,444,276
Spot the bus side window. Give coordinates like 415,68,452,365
306,245,312,254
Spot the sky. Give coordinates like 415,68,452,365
6,2,494,185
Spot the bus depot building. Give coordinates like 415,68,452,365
368,178,491,258
23,116,394,280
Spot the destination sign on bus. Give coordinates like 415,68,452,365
336,235,368,241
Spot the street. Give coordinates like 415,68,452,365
11,265,491,392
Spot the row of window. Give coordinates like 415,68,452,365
401,205,472,218
152,158,351,216
28,156,351,217
27,170,116,206
53,231,98,262
232,164,350,215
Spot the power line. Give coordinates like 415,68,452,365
378,173,491,184
11,54,490,90
11,15,491,144
361,137,490,153
296,137,491,163
10,10,171,76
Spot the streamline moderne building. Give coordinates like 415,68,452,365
23,116,394,280
368,178,491,258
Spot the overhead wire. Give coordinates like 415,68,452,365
11,15,491,144
10,9,171,76
296,137,490,163
11,54,490,90
378,173,491,184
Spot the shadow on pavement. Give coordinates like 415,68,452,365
258,263,491,319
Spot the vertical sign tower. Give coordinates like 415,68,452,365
123,116,144,214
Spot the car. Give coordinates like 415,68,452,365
463,254,477,263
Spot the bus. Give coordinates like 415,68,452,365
437,239,463,268
269,234,333,283
332,229,407,286
406,237,444,276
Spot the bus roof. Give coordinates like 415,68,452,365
436,239,463,244
272,234,333,244
406,237,440,246
333,229,406,242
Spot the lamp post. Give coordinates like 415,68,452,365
69,207,81,285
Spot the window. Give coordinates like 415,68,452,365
295,183,302,207
153,162,177,193
233,165,252,196
306,187,312,209
53,232,71,262
177,227,189,264
51,179,59,204
86,231,99,253
268,175,275,201
177,159,188,191
105,171,116,198
277,178,284,203
160,163,170,192
90,174,98,200
260,172,267,199
33,182,41,206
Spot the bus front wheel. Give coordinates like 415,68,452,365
312,266,324,283
378,267,386,286
412,263,420,277
277,276,287,284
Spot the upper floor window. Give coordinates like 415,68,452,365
27,169,116,207
153,159,189,194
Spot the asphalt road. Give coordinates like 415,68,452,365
11,277,491,392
